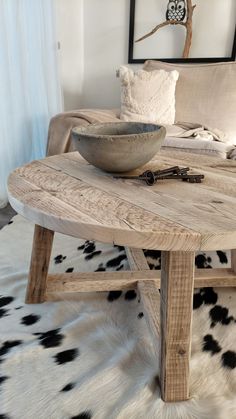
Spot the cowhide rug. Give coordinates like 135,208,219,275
0,215,235,419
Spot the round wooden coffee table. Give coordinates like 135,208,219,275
7,150,236,403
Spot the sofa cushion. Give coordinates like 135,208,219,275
143,60,236,145
119,65,179,125
163,136,234,159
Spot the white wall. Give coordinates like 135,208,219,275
55,0,236,110
55,0,84,110
82,0,131,109
55,0,131,110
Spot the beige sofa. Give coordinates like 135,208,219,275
47,61,236,159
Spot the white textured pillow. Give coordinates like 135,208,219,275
119,66,179,125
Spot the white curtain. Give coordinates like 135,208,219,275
0,0,63,208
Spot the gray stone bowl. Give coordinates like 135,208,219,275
72,122,166,173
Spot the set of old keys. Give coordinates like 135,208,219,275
114,166,204,186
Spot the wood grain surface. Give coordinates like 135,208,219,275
160,251,195,401
44,269,236,297
26,225,54,303
7,150,236,251
231,249,236,272
125,247,150,271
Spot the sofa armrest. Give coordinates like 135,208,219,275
47,109,121,156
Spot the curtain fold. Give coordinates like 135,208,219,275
0,0,63,208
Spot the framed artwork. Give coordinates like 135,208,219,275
128,0,236,63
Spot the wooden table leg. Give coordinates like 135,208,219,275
160,251,195,402
231,249,236,273
25,225,54,304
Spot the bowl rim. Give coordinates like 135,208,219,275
72,122,165,139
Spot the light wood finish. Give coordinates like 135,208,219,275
7,151,236,251
231,250,236,272
160,251,195,402
7,150,236,403
138,280,161,356
46,271,156,294
125,247,161,355
125,247,149,271
26,225,54,303
44,268,236,297
194,268,236,287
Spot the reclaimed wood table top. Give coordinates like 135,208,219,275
7,150,236,251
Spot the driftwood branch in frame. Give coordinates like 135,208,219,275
135,0,196,59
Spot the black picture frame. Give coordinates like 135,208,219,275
128,0,236,64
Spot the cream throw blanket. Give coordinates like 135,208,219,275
164,122,236,159
47,109,236,159
47,109,121,156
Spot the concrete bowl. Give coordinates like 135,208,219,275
72,122,166,173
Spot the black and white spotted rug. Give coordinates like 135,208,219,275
0,215,235,419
